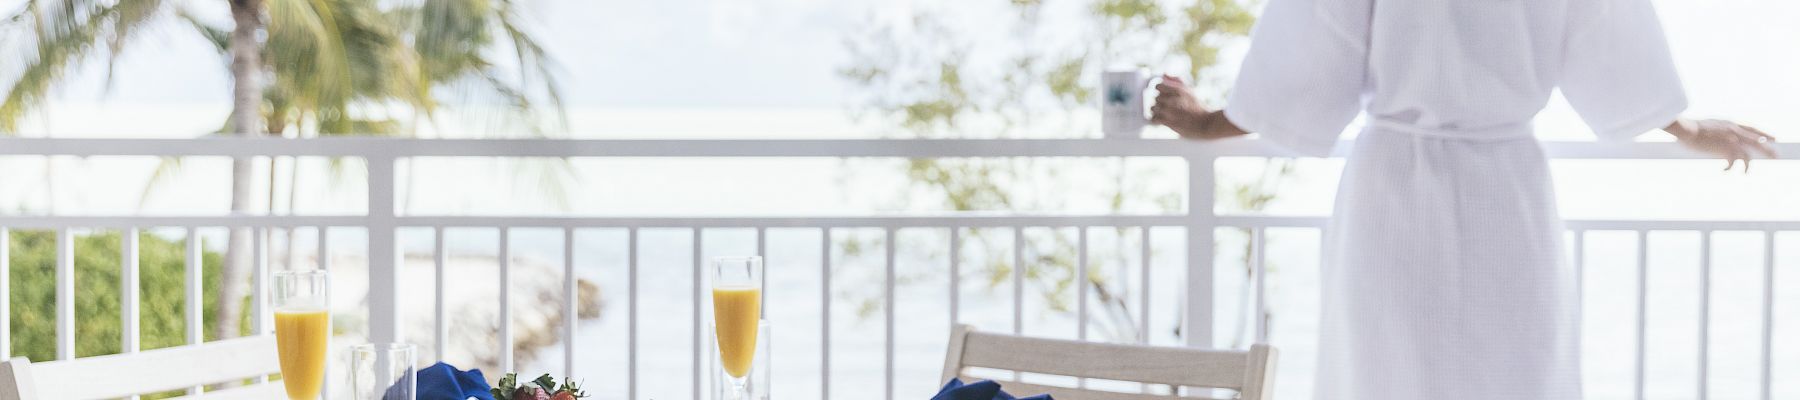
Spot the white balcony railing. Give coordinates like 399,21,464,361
0,137,1793,400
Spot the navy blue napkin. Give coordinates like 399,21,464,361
415,362,496,400
931,378,1053,400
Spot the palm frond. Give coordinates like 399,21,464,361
412,0,490,83
137,156,183,209
0,0,119,133
316,114,401,136
3,0,39,24
102,0,165,91
333,0,426,113
492,0,564,126
265,0,428,136
505,156,578,212
402,0,562,135
266,0,354,112
175,6,228,53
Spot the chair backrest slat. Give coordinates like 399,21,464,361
944,379,1235,400
0,360,38,400
941,325,1279,400
957,327,1247,387
6,335,280,399
1238,344,1279,400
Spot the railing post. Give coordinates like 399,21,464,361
367,156,403,345
1184,155,1215,349
56,228,74,360
184,229,203,396
122,228,140,356
0,228,8,361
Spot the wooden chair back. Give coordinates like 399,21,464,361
941,325,1278,400
0,335,283,400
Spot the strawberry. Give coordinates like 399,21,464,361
513,387,550,400
491,372,587,400
553,377,587,399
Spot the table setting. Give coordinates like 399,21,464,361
268,257,1054,400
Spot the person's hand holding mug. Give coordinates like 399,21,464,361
1150,74,1246,140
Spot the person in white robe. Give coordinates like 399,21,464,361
1149,0,1779,399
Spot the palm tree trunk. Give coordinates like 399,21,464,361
218,0,265,341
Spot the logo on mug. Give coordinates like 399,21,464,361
1106,85,1132,107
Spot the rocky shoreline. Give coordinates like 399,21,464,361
324,253,603,375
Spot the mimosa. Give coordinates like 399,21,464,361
712,285,761,378
710,256,766,400
275,309,329,400
273,270,330,400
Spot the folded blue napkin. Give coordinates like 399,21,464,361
931,378,1053,400
416,362,496,400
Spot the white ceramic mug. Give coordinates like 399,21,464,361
1100,69,1164,139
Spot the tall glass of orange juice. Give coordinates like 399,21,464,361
711,256,763,399
273,270,330,400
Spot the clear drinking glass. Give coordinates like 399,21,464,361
273,270,331,400
711,321,771,400
710,256,764,400
350,343,418,400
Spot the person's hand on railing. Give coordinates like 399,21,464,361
1150,74,1247,140
1663,118,1780,172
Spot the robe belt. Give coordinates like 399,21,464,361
1368,118,1534,141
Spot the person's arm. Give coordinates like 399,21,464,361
1661,118,1780,172
1149,75,1249,140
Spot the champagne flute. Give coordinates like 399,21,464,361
711,256,763,399
273,270,330,400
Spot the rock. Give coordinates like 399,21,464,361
322,253,604,376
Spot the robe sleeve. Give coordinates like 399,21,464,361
1223,0,1371,157
1560,0,1687,141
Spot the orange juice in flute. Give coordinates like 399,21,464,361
273,270,330,400
711,256,764,398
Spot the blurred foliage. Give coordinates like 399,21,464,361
182,0,577,210
841,0,1289,344
0,0,563,136
8,230,225,361
0,0,575,340
0,0,576,208
6,230,262,398
6,229,236,398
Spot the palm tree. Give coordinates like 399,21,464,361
0,0,562,340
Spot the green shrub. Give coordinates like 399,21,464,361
8,230,225,361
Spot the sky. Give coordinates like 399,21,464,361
0,0,1797,217
0,0,1790,123
0,0,887,109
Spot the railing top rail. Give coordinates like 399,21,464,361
0,214,1794,230
0,214,1192,228
0,137,1788,160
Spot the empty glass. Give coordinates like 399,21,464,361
350,343,417,400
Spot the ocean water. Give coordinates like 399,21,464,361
500,227,1800,400
4,107,1797,399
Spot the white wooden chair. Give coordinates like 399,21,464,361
0,335,284,400
941,325,1278,400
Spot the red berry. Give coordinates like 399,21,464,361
513,387,550,400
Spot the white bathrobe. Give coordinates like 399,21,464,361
1223,0,1686,398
